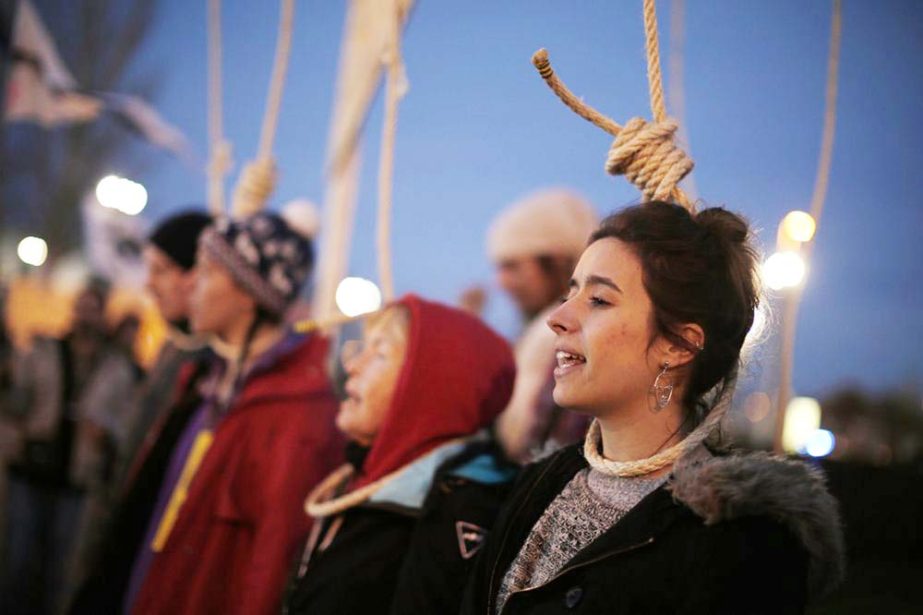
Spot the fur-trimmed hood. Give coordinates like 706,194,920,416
669,450,845,599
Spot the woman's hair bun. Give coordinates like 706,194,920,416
695,207,749,245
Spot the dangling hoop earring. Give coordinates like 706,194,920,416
651,362,673,412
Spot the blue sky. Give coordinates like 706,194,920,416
120,0,923,397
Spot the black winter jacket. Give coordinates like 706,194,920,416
461,445,845,615
282,440,518,615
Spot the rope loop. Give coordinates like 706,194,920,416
606,116,694,203
584,372,736,477
231,158,277,218
532,48,694,211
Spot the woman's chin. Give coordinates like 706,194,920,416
552,385,582,411
335,411,354,436
553,386,601,417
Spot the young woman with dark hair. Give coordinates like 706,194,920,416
461,202,845,615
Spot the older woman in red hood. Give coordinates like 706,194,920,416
281,294,517,614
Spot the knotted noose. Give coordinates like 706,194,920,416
230,0,295,217
531,0,695,212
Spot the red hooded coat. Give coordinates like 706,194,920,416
352,294,517,488
131,333,344,615
282,295,517,614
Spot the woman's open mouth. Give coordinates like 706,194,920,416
554,350,586,378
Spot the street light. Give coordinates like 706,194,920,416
782,396,822,453
780,210,817,244
803,429,836,458
17,236,48,267
769,219,811,454
335,277,382,317
95,175,148,216
762,251,807,291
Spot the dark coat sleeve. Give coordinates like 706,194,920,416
678,515,809,615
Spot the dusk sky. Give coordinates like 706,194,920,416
97,0,922,397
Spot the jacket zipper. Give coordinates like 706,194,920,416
486,460,561,615
497,537,656,615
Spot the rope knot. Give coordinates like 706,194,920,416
231,158,277,218
606,116,693,203
209,139,233,178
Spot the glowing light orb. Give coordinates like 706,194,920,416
17,236,48,267
95,175,148,216
783,396,822,453
335,277,383,317
803,429,836,458
781,210,817,243
762,251,806,291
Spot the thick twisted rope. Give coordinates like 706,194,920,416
206,0,230,216
531,0,694,211
230,0,295,217
376,1,408,302
584,373,737,477
292,309,374,334
305,437,468,518
231,158,278,218
773,0,842,453
807,0,841,234
667,0,699,202
304,463,405,518
643,0,668,123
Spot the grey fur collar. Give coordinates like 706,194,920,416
669,450,845,600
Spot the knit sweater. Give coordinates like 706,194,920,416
496,468,666,613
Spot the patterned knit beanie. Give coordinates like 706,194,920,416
199,212,314,318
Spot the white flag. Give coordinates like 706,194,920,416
4,0,101,125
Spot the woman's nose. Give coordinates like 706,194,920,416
547,299,576,335
341,340,365,375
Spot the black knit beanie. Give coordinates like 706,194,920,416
148,211,212,271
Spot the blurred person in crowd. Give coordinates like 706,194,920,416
0,279,137,615
460,203,844,614
112,313,144,381
0,285,17,568
126,212,343,615
68,211,213,614
481,188,598,463
282,295,517,614
0,285,12,405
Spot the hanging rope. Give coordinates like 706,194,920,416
531,0,694,211
375,1,408,302
773,0,842,453
230,0,295,217
206,0,231,216
667,0,699,202
807,0,841,235
292,309,372,334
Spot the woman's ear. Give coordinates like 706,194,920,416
656,323,704,370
